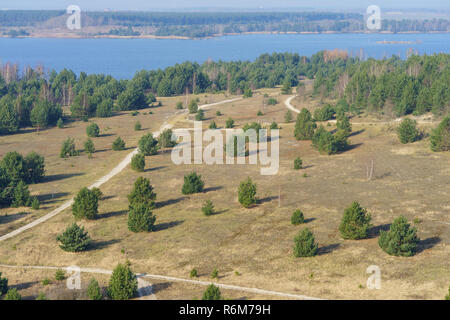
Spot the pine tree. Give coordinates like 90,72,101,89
128,203,156,232
87,278,102,300
138,133,159,155
430,115,450,152
284,110,293,123
56,223,91,252
293,228,318,257
112,137,126,151
11,180,31,207
291,209,305,225
294,108,316,140
84,138,95,156
158,129,176,148
131,153,145,172
128,177,157,210
72,187,99,220
397,118,419,144
202,284,222,300
60,137,78,158
108,262,138,300
339,202,372,240
379,216,419,257
86,122,100,137
202,200,215,216
238,177,257,208
182,172,204,195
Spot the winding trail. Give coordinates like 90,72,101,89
0,98,240,243
0,264,321,300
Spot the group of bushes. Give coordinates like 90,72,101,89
0,151,44,208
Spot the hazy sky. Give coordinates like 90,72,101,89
1,0,449,11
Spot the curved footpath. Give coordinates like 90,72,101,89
0,264,322,300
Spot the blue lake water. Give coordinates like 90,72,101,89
0,33,449,79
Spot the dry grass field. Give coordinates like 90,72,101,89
0,87,449,300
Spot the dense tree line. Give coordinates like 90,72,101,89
1,51,448,137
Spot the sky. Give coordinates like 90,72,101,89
1,0,449,11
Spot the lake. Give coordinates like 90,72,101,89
0,33,449,79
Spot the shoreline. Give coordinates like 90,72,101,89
1,30,449,40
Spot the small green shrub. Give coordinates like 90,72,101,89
257,110,263,116
86,122,100,137
31,197,40,210
291,209,305,225
267,98,278,105
36,292,48,300
4,288,21,300
57,118,64,128
41,278,51,286
190,269,198,278
112,137,126,151
60,137,78,158
182,172,204,195
211,269,219,279
294,157,303,170
225,117,234,128
159,129,176,148
134,121,142,131
84,138,95,156
202,284,221,300
176,101,183,109
56,223,91,252
55,269,66,281
202,200,215,216
195,109,205,121
131,153,145,172
87,278,103,300
238,177,257,208
209,121,217,129
293,228,318,257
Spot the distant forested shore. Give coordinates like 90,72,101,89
0,11,449,39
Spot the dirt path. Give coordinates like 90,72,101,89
0,264,321,300
284,95,439,125
0,98,241,243
0,264,157,300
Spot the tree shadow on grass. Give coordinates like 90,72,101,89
349,129,365,137
97,210,127,220
144,166,167,172
341,143,363,152
88,239,120,251
10,281,39,291
100,133,115,138
318,243,340,256
416,237,441,254
257,196,278,204
368,223,391,239
39,192,70,204
44,173,84,183
304,217,316,224
0,211,30,224
151,282,172,294
156,197,187,209
153,220,184,232
203,186,223,193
